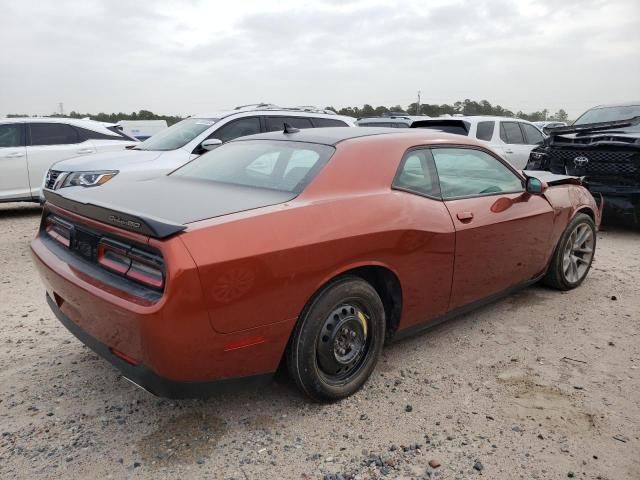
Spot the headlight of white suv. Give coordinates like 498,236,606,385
57,171,119,189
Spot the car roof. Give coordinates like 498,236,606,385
586,102,640,109
191,108,354,123
230,126,482,147
424,115,536,123
0,116,118,128
357,116,429,122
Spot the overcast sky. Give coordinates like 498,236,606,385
1,0,638,118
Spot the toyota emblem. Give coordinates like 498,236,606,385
573,156,589,167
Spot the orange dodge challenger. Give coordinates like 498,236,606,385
31,127,601,401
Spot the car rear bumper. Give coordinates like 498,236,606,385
45,293,271,398
31,232,292,397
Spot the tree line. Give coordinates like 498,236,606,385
326,99,569,122
7,110,183,126
6,99,570,124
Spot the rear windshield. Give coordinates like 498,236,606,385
136,118,217,151
574,105,640,127
411,120,470,136
172,140,335,193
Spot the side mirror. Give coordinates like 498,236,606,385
201,139,222,151
526,176,547,195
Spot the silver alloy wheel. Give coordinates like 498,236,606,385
562,223,595,283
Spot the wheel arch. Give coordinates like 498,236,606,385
285,262,403,354
574,205,596,222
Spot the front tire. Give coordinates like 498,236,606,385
543,213,596,290
287,276,385,402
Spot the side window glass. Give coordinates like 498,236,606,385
211,117,261,143
393,149,440,198
432,148,523,199
30,123,80,146
311,118,348,127
0,124,22,148
499,122,525,144
281,149,321,190
265,116,313,132
521,123,544,145
475,121,495,141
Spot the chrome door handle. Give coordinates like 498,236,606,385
76,148,94,154
5,152,25,158
504,149,514,154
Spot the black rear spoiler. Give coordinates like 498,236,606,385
43,190,186,239
410,119,470,133
545,116,640,136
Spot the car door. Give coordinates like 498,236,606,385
430,146,554,310
497,121,531,169
27,122,96,197
0,123,29,201
391,148,455,327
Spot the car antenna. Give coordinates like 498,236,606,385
283,123,300,134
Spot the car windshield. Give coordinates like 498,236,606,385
172,140,335,193
574,105,640,127
135,118,218,151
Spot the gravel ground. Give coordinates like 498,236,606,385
0,202,638,480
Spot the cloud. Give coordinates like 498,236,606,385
0,0,638,117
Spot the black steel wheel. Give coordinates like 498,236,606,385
287,276,385,401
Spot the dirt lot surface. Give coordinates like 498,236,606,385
0,202,638,480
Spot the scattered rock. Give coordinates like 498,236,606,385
429,459,441,468
405,405,413,412
473,461,484,472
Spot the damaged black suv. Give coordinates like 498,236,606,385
525,102,640,225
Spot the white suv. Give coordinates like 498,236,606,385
44,105,355,193
0,117,137,202
411,116,545,169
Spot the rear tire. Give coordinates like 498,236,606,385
543,213,596,290
287,276,385,402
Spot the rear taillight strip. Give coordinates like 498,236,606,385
97,238,165,291
45,216,73,248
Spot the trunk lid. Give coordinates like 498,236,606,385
44,176,297,238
